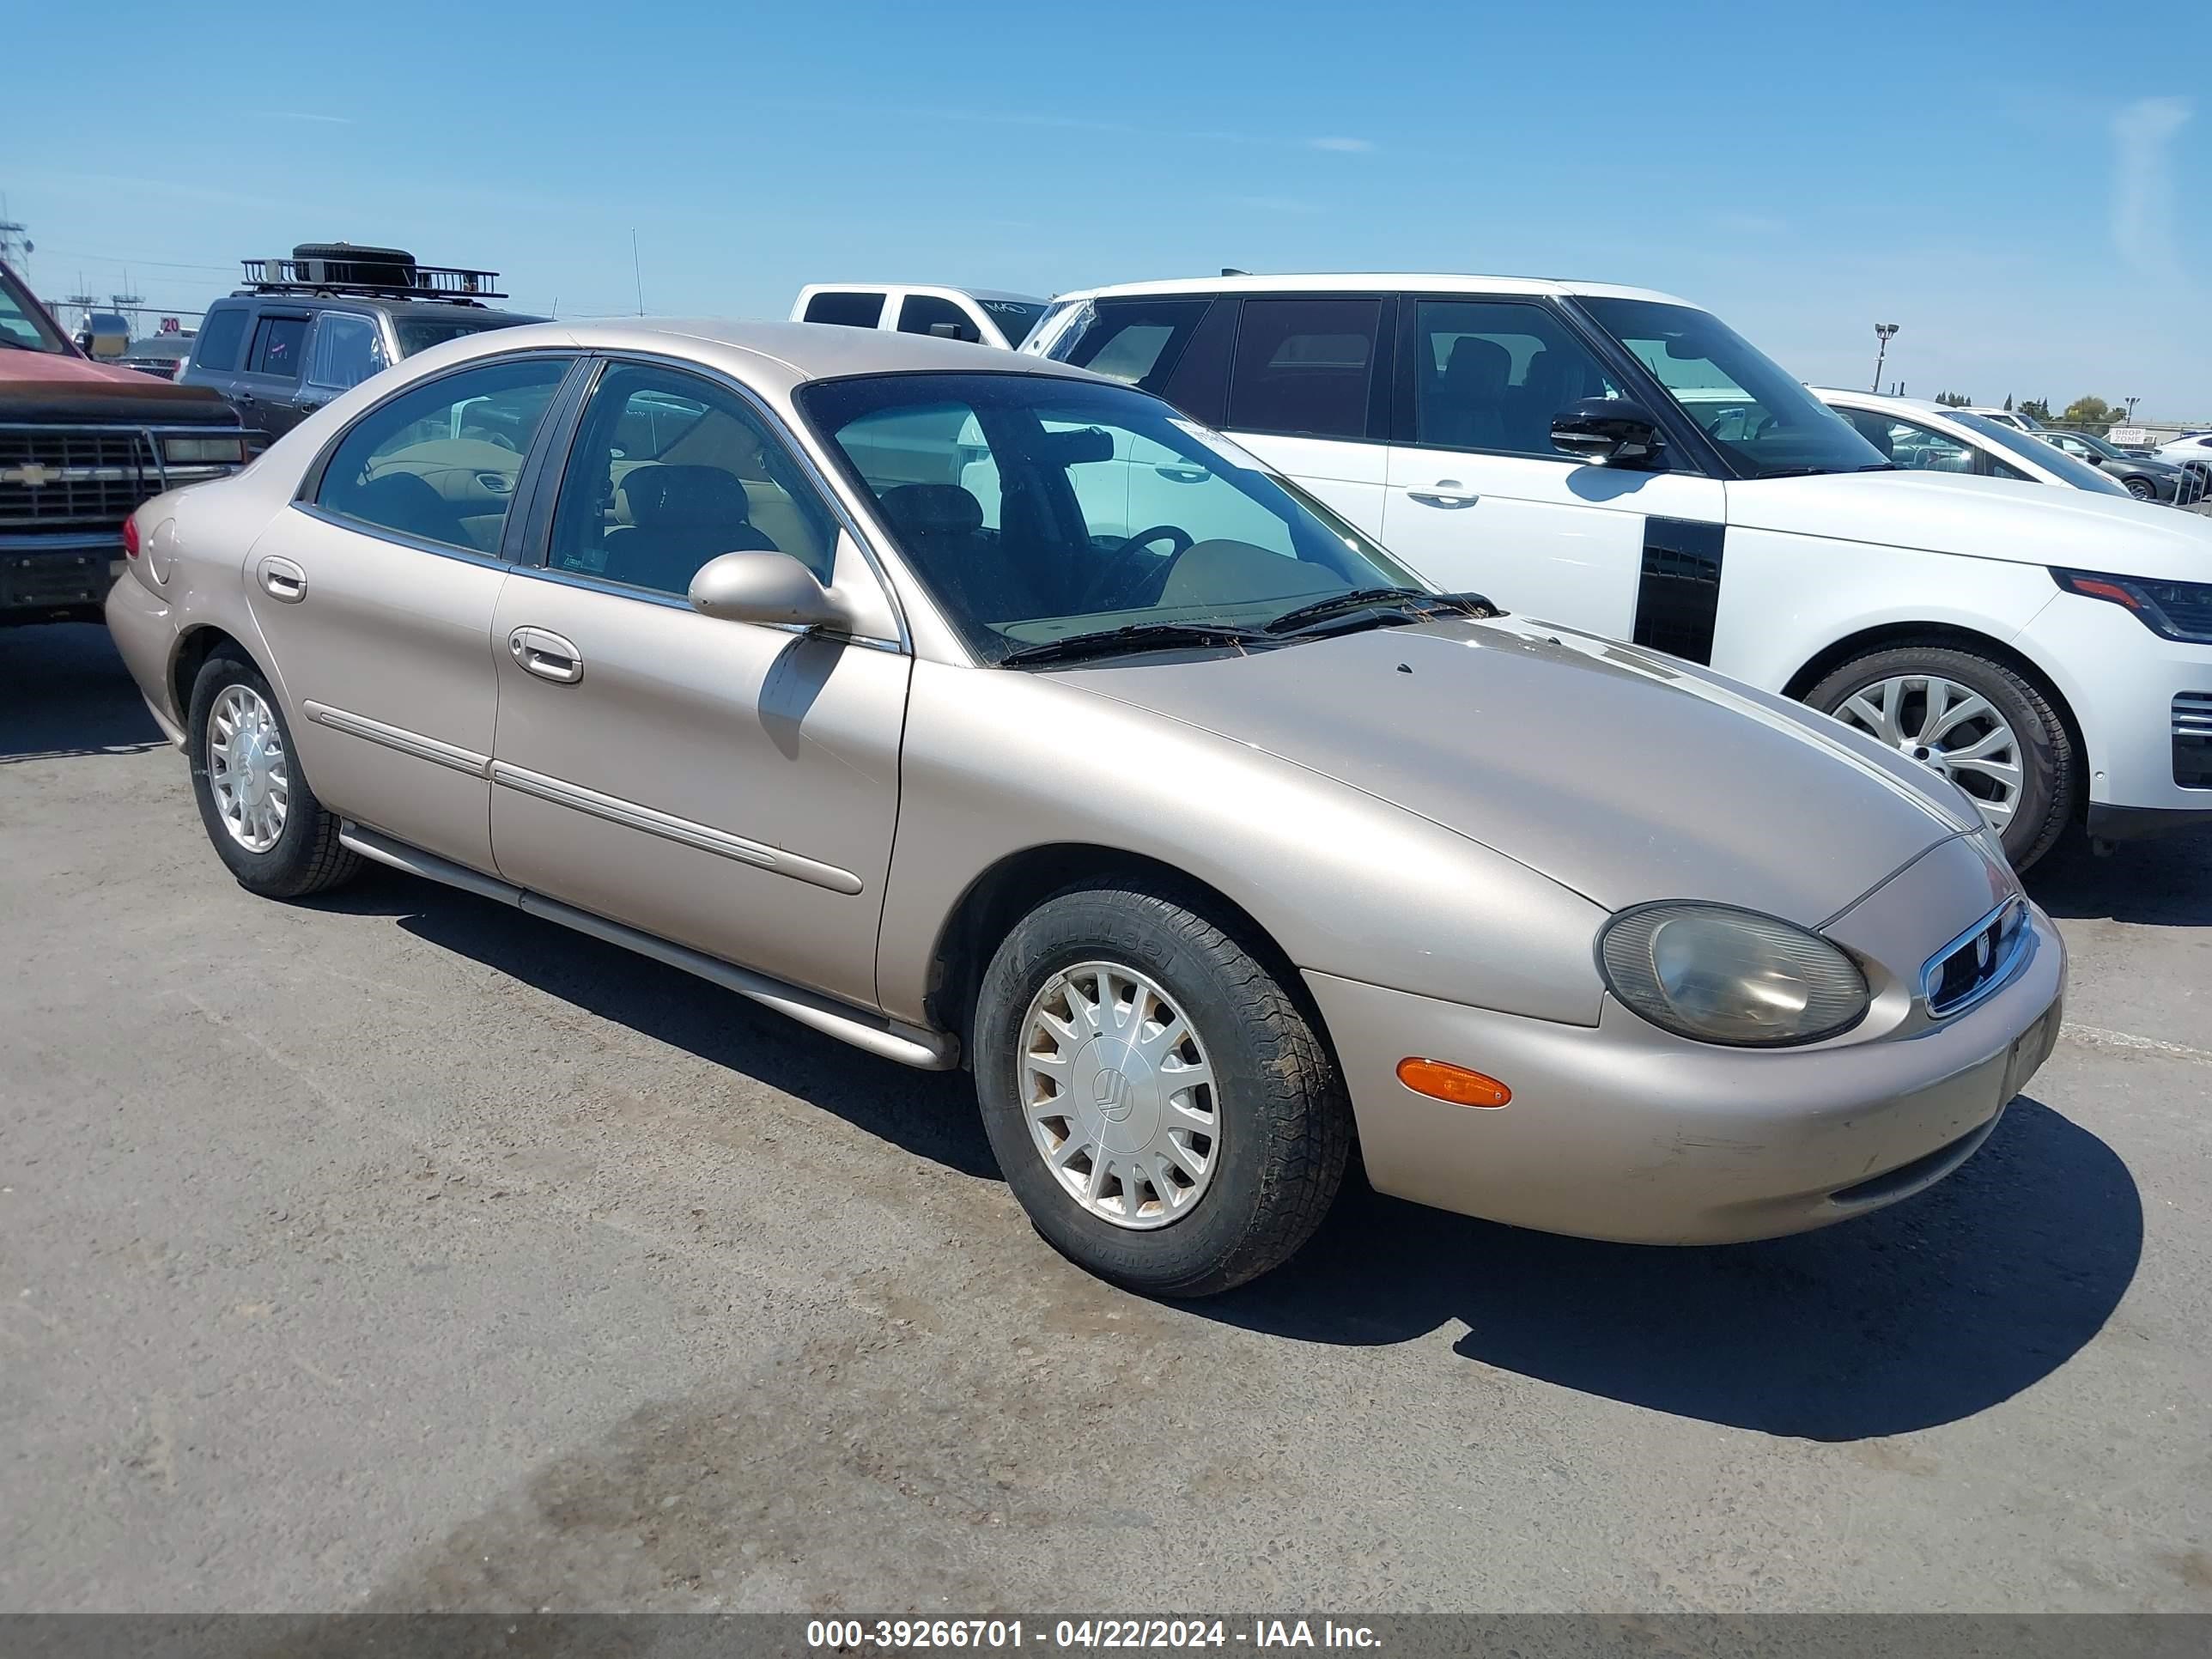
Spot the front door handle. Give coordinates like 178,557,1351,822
508,626,583,684
1407,480,1480,509
257,555,307,603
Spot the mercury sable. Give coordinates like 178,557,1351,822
106,320,2064,1294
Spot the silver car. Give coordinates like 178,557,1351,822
106,320,2066,1295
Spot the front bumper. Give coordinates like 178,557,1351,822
2015,593,2212,817
0,531,125,619
1305,902,2064,1245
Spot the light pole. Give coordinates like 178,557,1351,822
1872,324,1899,393
2126,397,2140,422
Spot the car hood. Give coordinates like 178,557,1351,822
0,348,241,424
1054,617,1976,926
1727,467,2212,581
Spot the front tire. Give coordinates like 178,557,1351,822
1808,644,2077,871
187,650,362,899
2124,476,2156,501
974,881,1350,1297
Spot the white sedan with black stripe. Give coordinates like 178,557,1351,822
1024,273,2212,869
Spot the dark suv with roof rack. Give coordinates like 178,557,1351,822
179,243,544,443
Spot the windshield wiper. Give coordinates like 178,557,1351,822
1261,586,1499,635
997,621,1274,668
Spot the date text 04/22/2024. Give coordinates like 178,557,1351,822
805,1620,1383,1650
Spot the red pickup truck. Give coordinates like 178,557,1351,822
3,258,252,626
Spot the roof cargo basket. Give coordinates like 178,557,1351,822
239,242,507,302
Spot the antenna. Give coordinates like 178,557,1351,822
631,229,644,316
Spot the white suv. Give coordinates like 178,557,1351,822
1024,274,2212,867
792,283,1047,350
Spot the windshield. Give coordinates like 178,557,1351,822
392,312,540,356
0,263,71,353
976,299,1047,346
2056,429,2124,460
1956,413,2128,495
799,372,1422,664
1579,297,1887,478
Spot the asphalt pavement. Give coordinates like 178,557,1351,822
2,623,2207,1613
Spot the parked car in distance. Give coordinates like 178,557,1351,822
793,283,1048,349
2,258,251,627
179,243,544,444
2038,426,2203,504
1025,274,2212,866
1963,406,2044,434
2154,432,2212,489
117,331,197,381
106,319,2067,1294
1818,389,2200,505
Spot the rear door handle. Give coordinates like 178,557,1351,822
257,555,307,603
508,626,583,684
1407,480,1480,509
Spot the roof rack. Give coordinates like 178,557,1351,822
238,246,507,304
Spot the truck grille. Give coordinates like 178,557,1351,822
0,428,160,529
2177,692,2212,789
1921,896,2030,1019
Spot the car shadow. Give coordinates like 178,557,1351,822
306,872,995,1180
0,622,167,764
1200,1096,2140,1439
2026,826,2212,927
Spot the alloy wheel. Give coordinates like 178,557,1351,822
1832,673,2021,836
206,684,290,853
1020,960,1218,1230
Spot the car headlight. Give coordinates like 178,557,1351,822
2050,568,2212,643
1598,902,1870,1047
163,434,246,465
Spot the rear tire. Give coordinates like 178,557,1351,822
2124,476,2155,501
974,880,1350,1297
1807,644,2077,872
186,650,363,900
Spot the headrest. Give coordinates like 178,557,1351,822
621,465,752,532
1444,335,1512,392
878,483,984,538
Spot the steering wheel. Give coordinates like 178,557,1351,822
1087,525,1195,610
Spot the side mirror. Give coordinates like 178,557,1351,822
1551,398,1667,467
688,550,851,630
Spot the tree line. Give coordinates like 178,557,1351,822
1928,391,2130,430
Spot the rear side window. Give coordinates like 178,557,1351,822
249,315,307,380
1227,297,1381,441
803,291,886,328
191,306,250,373
896,295,981,343
313,356,571,553
1054,299,1209,392
307,313,387,390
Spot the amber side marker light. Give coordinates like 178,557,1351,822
1395,1058,1512,1108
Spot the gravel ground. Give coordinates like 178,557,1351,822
2,623,2207,1613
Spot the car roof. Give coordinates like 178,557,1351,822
215,291,545,324
434,316,1097,393
799,283,1046,305
1811,387,1948,413
1052,271,1697,306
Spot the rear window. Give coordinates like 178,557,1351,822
249,315,307,380
191,306,250,373
1226,296,1382,442
803,290,887,328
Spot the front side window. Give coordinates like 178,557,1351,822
897,295,981,343
547,362,838,595
1412,299,1625,458
313,356,570,552
1579,297,1887,479
249,315,307,380
802,371,1417,663
307,313,387,391
1226,297,1381,441
191,305,249,373
803,291,886,328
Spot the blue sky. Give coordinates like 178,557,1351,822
7,0,2206,412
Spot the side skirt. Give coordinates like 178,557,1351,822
337,822,958,1072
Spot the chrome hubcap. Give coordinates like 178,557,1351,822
1020,961,1218,1231
207,684,289,853
1833,673,2022,836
